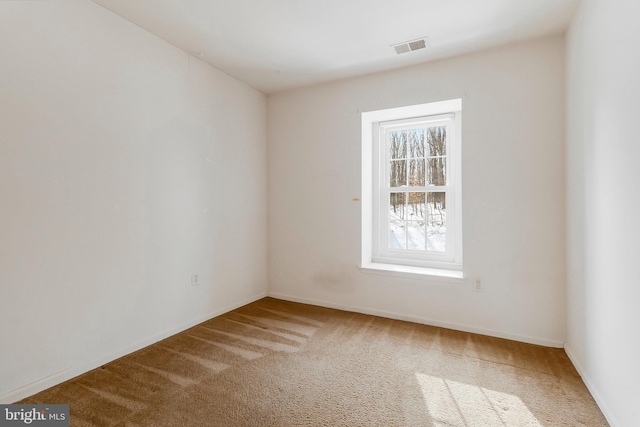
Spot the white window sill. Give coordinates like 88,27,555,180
358,262,465,283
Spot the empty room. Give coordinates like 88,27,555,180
1,0,638,426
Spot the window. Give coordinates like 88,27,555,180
361,99,462,277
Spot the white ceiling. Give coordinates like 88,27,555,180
91,0,580,94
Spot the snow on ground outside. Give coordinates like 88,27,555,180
389,201,446,252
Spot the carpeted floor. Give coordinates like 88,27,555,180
21,297,608,426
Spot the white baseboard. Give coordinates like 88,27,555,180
0,292,267,404
267,292,565,348
564,344,618,427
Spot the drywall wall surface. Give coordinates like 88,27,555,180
566,0,640,425
0,0,267,401
267,36,567,346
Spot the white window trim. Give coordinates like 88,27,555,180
361,99,463,280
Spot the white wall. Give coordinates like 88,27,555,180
0,0,267,402
566,0,640,425
267,36,567,346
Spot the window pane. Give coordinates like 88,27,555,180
408,192,431,251
390,221,406,250
408,129,426,158
426,126,447,156
390,160,406,187
389,193,406,220
389,131,407,159
407,192,426,221
426,191,446,251
407,221,426,250
426,222,446,252
409,159,425,186
389,193,406,249
426,157,446,186
426,192,446,222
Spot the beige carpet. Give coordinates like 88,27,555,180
21,297,608,426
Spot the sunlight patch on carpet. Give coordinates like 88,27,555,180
158,345,229,373
133,363,196,387
83,386,147,412
201,326,301,353
257,308,325,327
188,334,265,360
415,373,543,427
225,318,308,344
235,313,318,336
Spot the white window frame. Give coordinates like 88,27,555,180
361,99,463,278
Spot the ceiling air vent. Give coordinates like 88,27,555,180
391,37,429,55
393,44,411,55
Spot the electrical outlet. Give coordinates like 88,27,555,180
473,279,483,292
191,274,200,286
